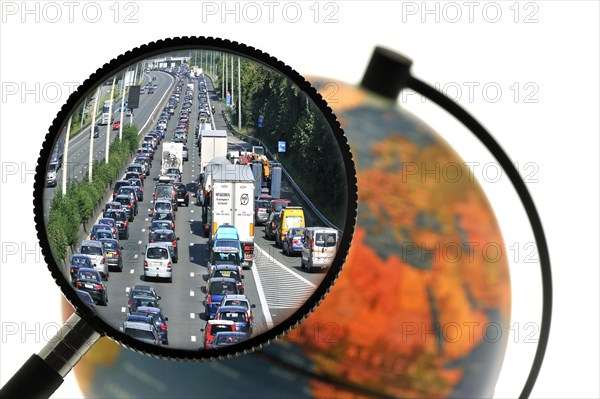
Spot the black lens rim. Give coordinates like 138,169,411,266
33,36,358,361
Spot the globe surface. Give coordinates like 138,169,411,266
62,78,510,398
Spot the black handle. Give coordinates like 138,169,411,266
0,354,63,399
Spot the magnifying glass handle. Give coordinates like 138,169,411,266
0,313,100,399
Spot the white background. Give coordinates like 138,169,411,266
0,1,598,398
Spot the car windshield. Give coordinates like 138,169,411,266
315,233,337,247
154,202,171,212
156,186,171,196
150,232,174,242
147,247,168,259
219,312,246,322
255,200,269,209
97,231,112,239
100,219,114,226
77,270,100,282
129,166,142,172
71,257,91,266
118,188,134,195
81,246,101,256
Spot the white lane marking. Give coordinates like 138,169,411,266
147,208,151,212
138,241,142,245
190,243,194,246
121,307,126,313
145,218,148,222
190,272,194,277
254,244,316,288
190,256,194,261
190,313,195,319
125,287,131,293
130,269,134,274
191,336,196,342
134,254,138,259
190,290,195,297
141,229,145,232
191,210,194,213
251,260,274,329
191,219,194,222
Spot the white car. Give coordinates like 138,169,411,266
143,243,172,282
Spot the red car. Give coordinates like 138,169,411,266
112,120,121,130
201,320,236,349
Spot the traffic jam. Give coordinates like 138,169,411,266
52,61,340,350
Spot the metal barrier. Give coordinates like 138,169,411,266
220,111,341,233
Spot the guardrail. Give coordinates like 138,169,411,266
220,110,341,233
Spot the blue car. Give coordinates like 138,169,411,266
204,277,239,319
215,305,252,335
69,254,93,285
282,227,306,256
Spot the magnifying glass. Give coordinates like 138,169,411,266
0,36,357,398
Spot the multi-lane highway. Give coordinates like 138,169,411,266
46,67,332,350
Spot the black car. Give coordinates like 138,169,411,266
127,178,144,201
93,125,100,138
104,209,129,239
264,211,282,240
69,254,93,285
127,285,161,312
113,180,131,199
151,211,176,231
114,195,137,221
75,289,97,314
75,268,108,305
173,182,189,207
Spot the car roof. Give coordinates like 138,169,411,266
135,306,162,314
81,240,102,247
146,242,170,249
217,306,248,313
208,277,237,283
207,319,235,325
123,321,155,331
222,294,249,301
151,229,175,234
132,285,154,291
77,267,99,274
72,254,91,259
214,264,239,271
114,194,131,200
305,227,338,233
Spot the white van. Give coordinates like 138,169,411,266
300,227,339,273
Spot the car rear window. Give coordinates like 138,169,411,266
315,233,337,247
209,324,234,334
71,257,91,266
224,300,248,310
214,270,240,280
147,247,168,259
77,270,100,282
125,329,155,341
154,202,172,212
208,282,238,295
219,312,246,322
150,231,174,242
81,246,101,256
153,212,174,222
284,216,303,229
106,211,126,222
115,197,131,206
101,241,118,250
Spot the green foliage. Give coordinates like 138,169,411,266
221,59,347,227
46,125,140,261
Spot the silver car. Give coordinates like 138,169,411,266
80,240,108,280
